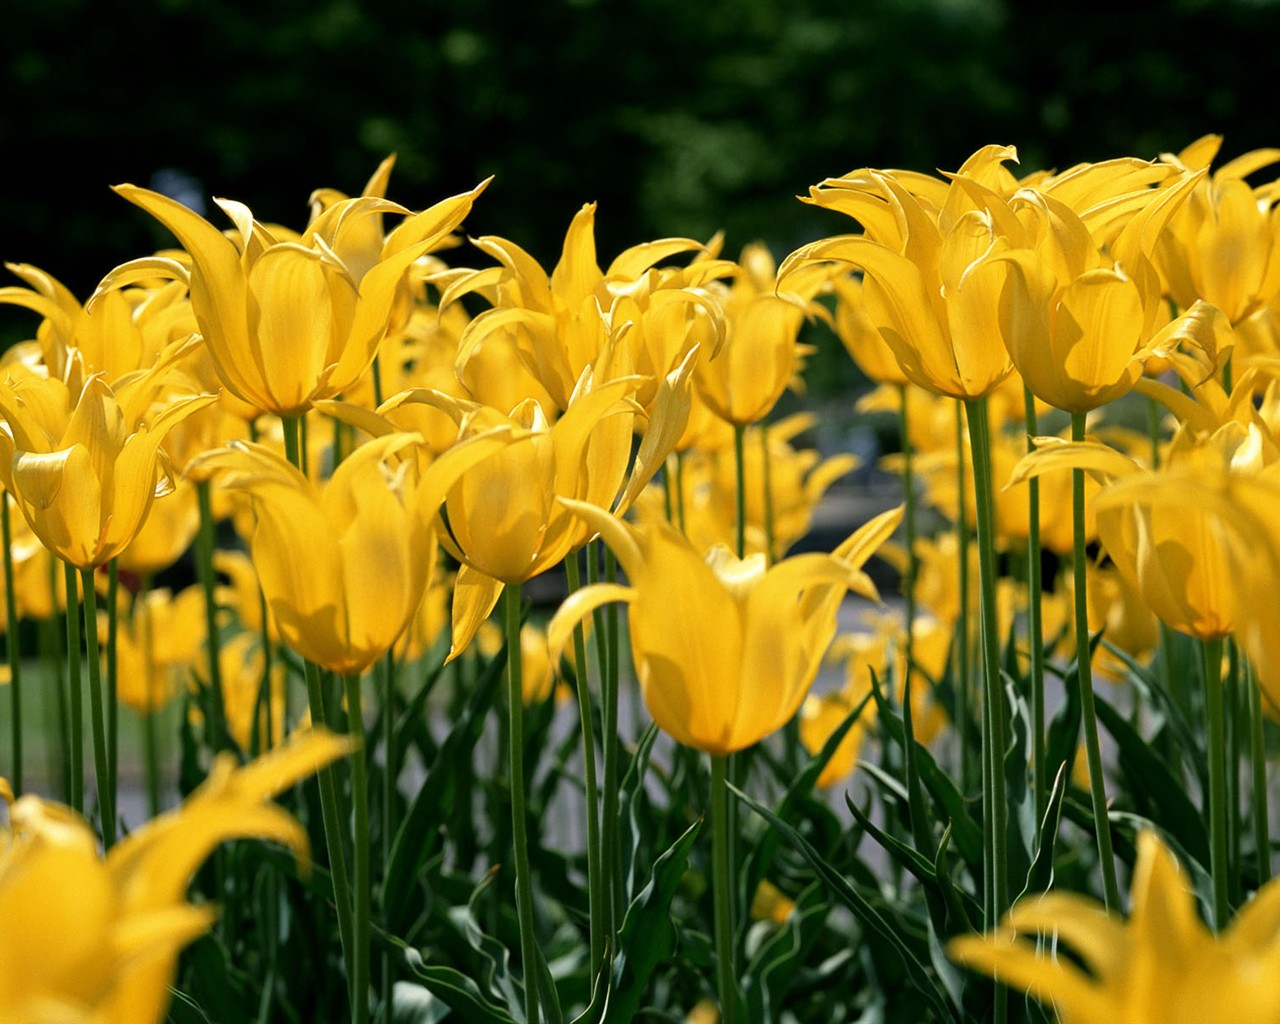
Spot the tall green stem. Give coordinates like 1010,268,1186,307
106,560,119,819
304,658,357,1018
141,574,161,817
964,399,1007,931
506,584,541,1024
760,421,776,563
566,554,605,969
1022,387,1047,820
899,386,917,704
1202,636,1229,930
380,650,397,1005
2,495,22,794
64,561,83,813
195,480,227,750
1070,412,1119,910
954,401,971,791
710,754,737,1024
81,566,115,847
1248,663,1271,884
344,673,370,1024
733,424,747,559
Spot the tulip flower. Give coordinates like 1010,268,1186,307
548,500,902,755
194,428,512,676
0,728,350,1024
693,242,826,426
0,262,197,384
798,689,869,789
996,173,1225,414
1154,134,1280,325
443,201,731,413
949,830,1280,1023
0,369,216,570
782,146,1023,400
110,178,489,417
108,585,206,715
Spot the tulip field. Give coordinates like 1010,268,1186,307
5,136,1280,1022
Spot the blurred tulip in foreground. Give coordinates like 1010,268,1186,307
0,729,350,1024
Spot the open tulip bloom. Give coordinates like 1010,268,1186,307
548,499,902,756
108,179,490,417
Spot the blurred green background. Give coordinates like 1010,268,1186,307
3,0,1275,389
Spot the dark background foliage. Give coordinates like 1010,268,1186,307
2,0,1274,349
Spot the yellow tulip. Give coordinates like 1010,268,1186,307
0,729,350,1024
783,145,1021,400
949,829,1280,1023
114,476,201,578
549,501,902,755
109,585,207,715
1154,135,1280,325
638,413,857,560
444,202,730,414
1008,423,1269,642
996,172,1221,413
192,427,513,675
214,632,286,752
0,370,216,569
110,179,489,417
693,242,825,426
798,688,869,789
0,262,197,384
831,272,910,386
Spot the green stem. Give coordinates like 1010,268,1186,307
2,495,22,794
733,424,747,559
380,649,397,1007
899,386,917,707
1226,641,1242,906
1023,386,1047,821
344,672,370,1024
304,658,357,1017
106,560,119,821
42,561,69,801
81,566,115,847
1202,636,1230,930
964,400,1006,931
566,554,605,970
64,561,83,813
965,398,1007,1024
710,754,737,1024
1070,411,1120,910
141,574,161,818
760,421,776,563
195,480,227,750
506,584,541,1024
1248,661,1271,884
954,400,971,793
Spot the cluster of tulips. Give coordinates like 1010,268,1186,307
2,133,1280,1022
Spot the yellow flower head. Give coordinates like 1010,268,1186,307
0,730,350,1024
950,829,1280,1023
111,178,489,417
193,426,512,675
549,501,901,755
0,369,216,569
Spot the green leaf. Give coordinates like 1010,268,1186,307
386,642,507,929
390,981,453,1024
741,881,830,1023
732,784,959,1024
404,951,519,1024
1095,692,1209,866
606,816,703,1023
